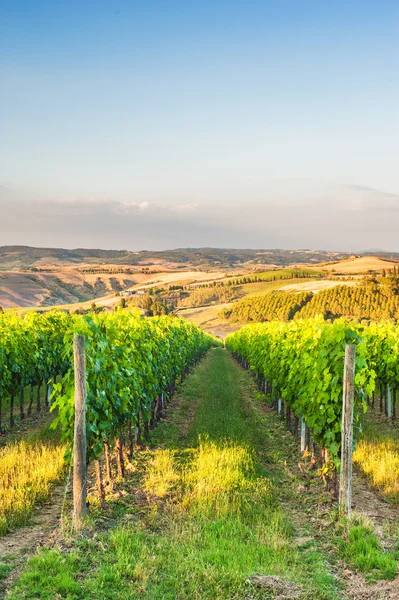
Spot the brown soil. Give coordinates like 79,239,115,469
0,486,66,558
0,485,67,596
344,573,399,600
352,470,399,547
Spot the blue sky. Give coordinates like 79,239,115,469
1,1,399,249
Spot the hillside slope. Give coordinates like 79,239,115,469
0,245,354,270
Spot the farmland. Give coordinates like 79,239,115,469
1,246,399,312
2,339,399,598
1,251,399,599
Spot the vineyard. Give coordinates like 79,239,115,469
297,281,399,321
1,309,399,598
221,280,399,323
220,290,312,322
0,310,215,534
226,318,399,466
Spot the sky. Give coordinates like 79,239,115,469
1,1,399,251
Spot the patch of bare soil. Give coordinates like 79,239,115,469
247,574,303,598
0,486,66,558
352,470,398,547
0,485,67,594
344,572,399,600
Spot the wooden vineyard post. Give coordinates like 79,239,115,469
387,386,392,419
339,344,356,517
300,417,306,453
73,334,87,530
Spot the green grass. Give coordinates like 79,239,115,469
7,350,399,598
338,517,399,581
8,349,340,599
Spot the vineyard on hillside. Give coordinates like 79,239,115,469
296,282,399,320
226,318,399,470
0,311,74,430
221,279,399,323
220,291,312,322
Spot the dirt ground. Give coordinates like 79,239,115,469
280,280,358,294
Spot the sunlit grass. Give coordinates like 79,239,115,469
353,439,399,502
338,515,398,581
183,438,272,516
145,438,273,517
0,439,66,535
144,448,180,499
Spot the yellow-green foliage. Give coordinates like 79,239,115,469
220,291,312,322
179,287,235,308
353,439,399,501
0,441,66,535
296,281,399,321
183,440,259,515
144,449,180,499
144,438,272,518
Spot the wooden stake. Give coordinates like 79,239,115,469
95,458,106,508
19,386,25,421
73,334,87,530
104,442,112,483
9,391,15,428
27,385,34,416
36,382,41,413
339,344,356,517
387,385,392,419
128,421,134,459
115,434,125,478
300,417,306,453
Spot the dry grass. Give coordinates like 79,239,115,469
314,256,399,274
144,449,180,499
353,439,399,502
0,440,66,534
144,438,272,518
280,280,358,294
131,270,228,292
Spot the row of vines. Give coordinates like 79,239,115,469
53,310,215,501
0,311,73,429
226,317,399,472
0,310,216,499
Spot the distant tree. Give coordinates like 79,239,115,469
120,297,127,309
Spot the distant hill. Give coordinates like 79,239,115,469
315,255,399,274
0,245,358,270
2,245,399,310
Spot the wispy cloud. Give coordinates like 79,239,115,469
169,203,199,213
1,184,399,252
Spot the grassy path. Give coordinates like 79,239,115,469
2,350,346,598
